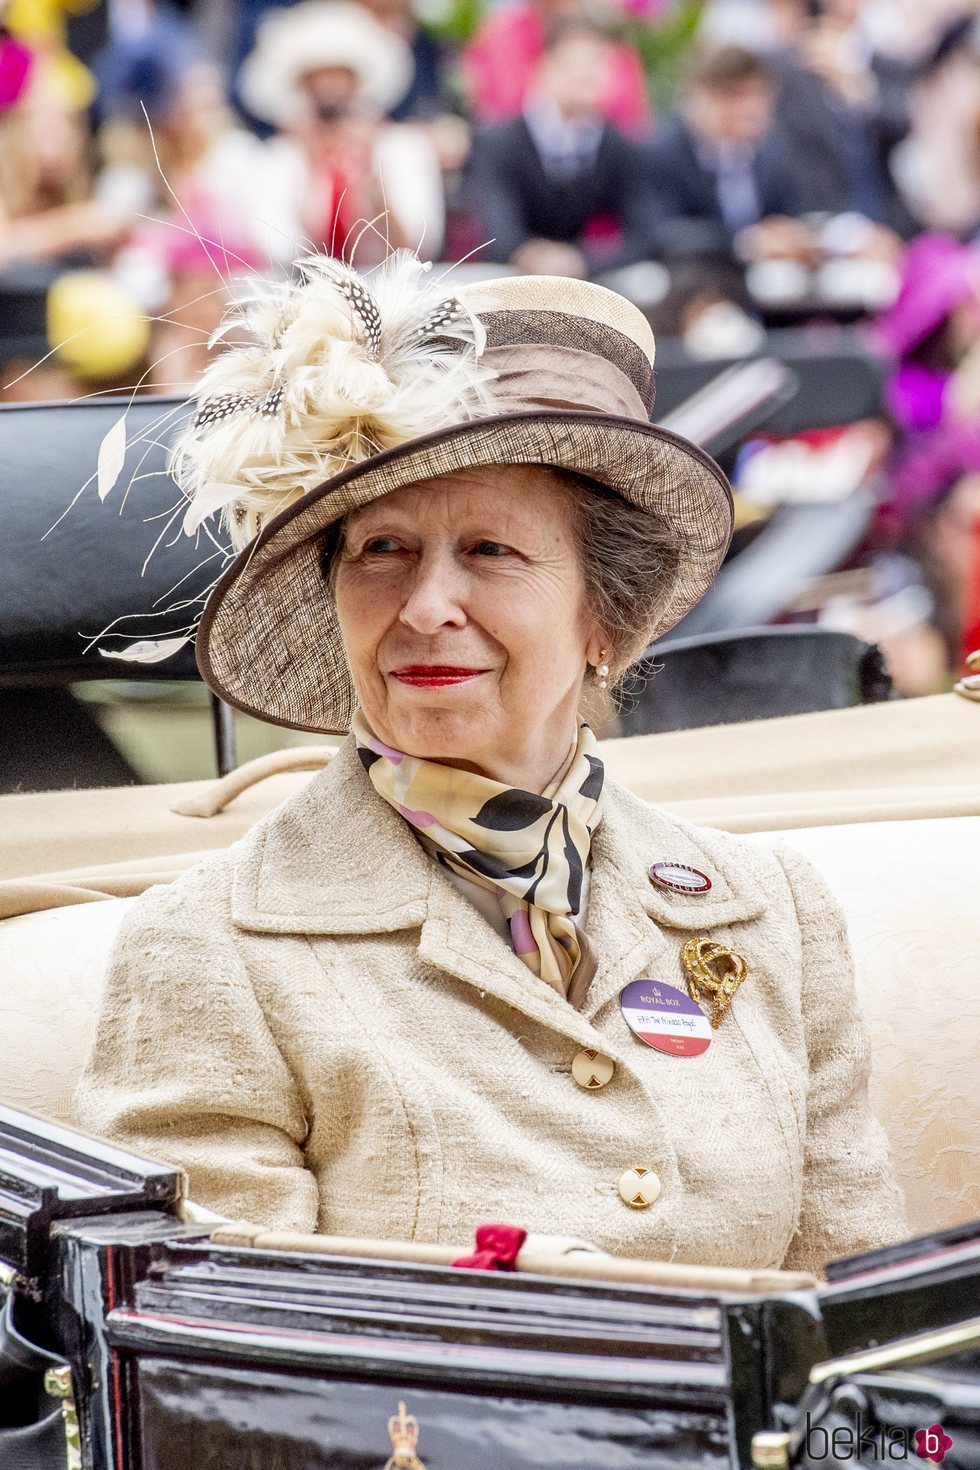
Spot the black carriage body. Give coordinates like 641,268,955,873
2,1105,978,1470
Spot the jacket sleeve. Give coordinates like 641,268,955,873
72,863,320,1233
774,843,907,1275
464,127,535,262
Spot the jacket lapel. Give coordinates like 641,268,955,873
577,782,769,1021
417,866,612,1050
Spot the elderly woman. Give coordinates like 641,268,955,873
74,255,905,1274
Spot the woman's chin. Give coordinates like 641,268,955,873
381,698,496,766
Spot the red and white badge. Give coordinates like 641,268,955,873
649,861,712,894
620,978,712,1057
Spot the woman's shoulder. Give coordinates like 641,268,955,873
599,775,832,916
601,774,759,865
111,844,240,955
116,739,422,942
109,759,338,931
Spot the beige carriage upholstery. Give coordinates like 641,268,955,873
1,694,978,1247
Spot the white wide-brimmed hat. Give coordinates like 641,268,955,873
238,0,414,125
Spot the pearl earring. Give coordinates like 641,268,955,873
596,648,610,691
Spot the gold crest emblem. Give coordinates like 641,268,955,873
384,1400,427,1470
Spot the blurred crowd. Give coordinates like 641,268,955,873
0,0,978,692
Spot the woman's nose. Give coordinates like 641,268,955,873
398,553,467,633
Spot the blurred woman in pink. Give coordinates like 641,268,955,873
875,232,980,673
462,0,652,134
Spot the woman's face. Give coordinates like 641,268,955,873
334,466,605,791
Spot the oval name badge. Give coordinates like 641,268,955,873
649,861,712,895
620,978,712,1058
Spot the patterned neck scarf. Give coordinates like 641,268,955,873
352,713,605,1004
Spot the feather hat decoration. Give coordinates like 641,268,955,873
170,250,493,552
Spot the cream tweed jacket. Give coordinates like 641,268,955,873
74,739,906,1274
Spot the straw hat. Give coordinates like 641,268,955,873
238,0,414,125
174,254,733,733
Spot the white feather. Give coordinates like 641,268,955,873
97,413,128,502
100,636,192,663
181,481,250,536
169,250,495,549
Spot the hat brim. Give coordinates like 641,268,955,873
197,410,733,733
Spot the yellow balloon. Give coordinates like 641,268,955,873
47,271,150,381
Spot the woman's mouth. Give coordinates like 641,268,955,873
390,665,489,688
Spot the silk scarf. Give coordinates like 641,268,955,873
352,713,605,1001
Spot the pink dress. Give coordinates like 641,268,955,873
462,6,652,134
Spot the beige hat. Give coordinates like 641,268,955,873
238,0,414,125
176,255,732,733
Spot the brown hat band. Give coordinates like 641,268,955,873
481,344,650,421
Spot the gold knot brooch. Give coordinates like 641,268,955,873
681,937,749,1029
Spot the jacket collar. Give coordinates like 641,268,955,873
231,738,768,1045
231,739,432,936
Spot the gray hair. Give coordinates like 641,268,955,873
558,469,684,686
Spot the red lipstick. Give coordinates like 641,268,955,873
391,665,488,687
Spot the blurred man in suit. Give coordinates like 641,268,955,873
465,20,656,278
640,45,818,266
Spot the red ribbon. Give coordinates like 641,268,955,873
451,1223,527,1271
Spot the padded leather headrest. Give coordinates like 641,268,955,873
0,397,231,686
621,626,890,735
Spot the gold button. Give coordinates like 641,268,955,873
571,1048,614,1090
618,1165,661,1209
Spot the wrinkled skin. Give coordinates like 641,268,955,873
335,464,606,792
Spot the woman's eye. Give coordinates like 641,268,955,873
362,537,403,554
470,540,511,557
